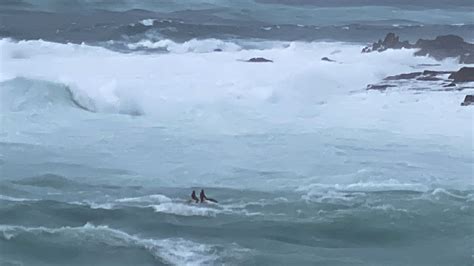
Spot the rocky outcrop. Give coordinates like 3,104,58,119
448,67,474,82
363,33,474,64
461,95,474,106
384,72,422,81
366,68,474,93
384,70,453,81
246,57,273,63
362,33,412,53
415,35,474,63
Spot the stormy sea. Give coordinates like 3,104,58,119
0,1,473,265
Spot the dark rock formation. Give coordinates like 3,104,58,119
461,95,474,106
246,57,273,63
448,67,474,82
362,33,412,53
363,33,474,63
415,35,474,63
213,48,223,52
366,69,466,92
416,76,442,81
321,57,336,62
384,70,454,81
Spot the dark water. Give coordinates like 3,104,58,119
1,174,473,265
1,0,474,45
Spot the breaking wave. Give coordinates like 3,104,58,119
1,37,468,137
0,77,93,113
0,223,249,265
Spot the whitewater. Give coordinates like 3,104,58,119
1,1,473,265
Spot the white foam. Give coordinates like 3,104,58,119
367,204,409,213
339,180,429,192
0,195,36,202
116,194,172,203
73,201,115,209
127,38,241,53
151,202,220,217
431,188,469,199
139,19,155,26
298,179,429,203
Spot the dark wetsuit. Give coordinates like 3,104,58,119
200,189,217,203
199,190,207,203
191,190,199,203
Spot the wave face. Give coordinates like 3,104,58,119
0,223,248,265
1,38,470,136
1,1,474,265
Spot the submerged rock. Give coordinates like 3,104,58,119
366,84,396,91
443,83,456,88
321,57,336,62
246,57,273,63
461,95,474,106
448,67,474,82
363,33,474,63
366,69,464,93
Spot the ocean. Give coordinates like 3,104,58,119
0,0,473,265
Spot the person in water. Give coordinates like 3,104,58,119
199,189,217,203
191,190,199,203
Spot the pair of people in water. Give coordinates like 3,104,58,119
191,189,217,203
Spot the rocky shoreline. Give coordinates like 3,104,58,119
361,33,474,106
366,67,474,106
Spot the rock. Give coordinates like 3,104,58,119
246,57,273,63
384,72,422,81
362,33,412,53
213,48,223,52
443,83,456,87
448,67,474,82
321,57,336,62
416,76,442,81
415,35,474,64
383,70,452,81
461,95,474,106
363,34,474,63
366,84,396,91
